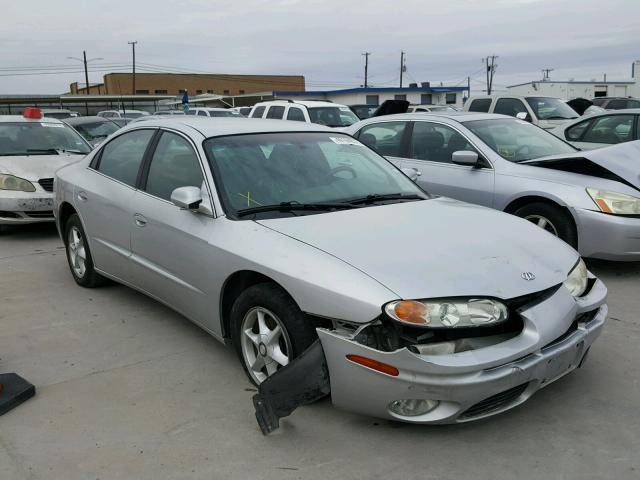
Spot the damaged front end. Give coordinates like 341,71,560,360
253,278,607,434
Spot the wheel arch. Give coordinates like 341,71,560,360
58,202,78,239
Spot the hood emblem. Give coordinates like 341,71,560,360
521,272,536,281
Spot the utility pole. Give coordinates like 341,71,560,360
128,41,138,94
399,51,406,88
541,68,554,81
467,76,471,101
362,52,371,88
82,51,90,95
484,55,498,95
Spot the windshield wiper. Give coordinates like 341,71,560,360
25,148,86,155
346,193,426,205
236,201,359,217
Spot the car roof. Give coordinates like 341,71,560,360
354,111,510,125
0,114,65,124
119,116,335,137
255,100,347,108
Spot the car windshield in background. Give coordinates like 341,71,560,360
203,132,425,218
525,97,579,120
123,112,144,118
464,118,577,162
0,122,91,156
351,105,378,119
308,107,360,127
72,121,119,142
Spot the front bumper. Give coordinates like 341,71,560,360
317,278,607,424
573,207,640,261
0,191,55,224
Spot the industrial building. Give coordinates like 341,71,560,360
69,72,305,96
507,60,640,99
273,84,469,108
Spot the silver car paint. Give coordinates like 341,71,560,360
54,116,606,424
346,113,640,260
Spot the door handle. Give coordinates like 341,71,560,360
133,213,147,227
77,191,88,202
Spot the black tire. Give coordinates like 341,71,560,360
64,213,108,288
230,283,317,385
514,202,578,249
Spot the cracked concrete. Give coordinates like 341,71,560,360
1,223,639,480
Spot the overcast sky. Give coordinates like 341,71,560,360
1,0,639,94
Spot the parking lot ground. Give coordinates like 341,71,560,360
0,223,639,480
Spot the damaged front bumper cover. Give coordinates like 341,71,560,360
253,279,607,434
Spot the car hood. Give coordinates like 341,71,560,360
0,154,83,181
523,140,640,189
257,197,577,300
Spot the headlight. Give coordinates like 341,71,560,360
384,298,508,328
563,258,588,297
0,174,36,192
587,188,640,215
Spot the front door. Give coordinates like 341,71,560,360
129,130,219,333
403,121,495,207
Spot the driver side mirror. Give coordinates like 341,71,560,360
516,111,532,122
171,186,202,210
451,150,480,167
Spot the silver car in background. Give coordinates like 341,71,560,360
346,112,640,261
54,117,606,429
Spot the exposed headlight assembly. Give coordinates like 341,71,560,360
384,298,508,328
587,188,640,215
0,174,35,192
563,258,588,297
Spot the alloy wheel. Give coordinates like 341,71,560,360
524,214,559,237
240,306,293,384
67,226,87,278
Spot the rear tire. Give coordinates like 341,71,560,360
64,213,108,288
514,202,578,249
230,283,317,385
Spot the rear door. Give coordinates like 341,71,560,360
402,121,495,206
354,121,410,170
129,129,218,331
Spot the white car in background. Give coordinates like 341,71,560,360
249,100,360,128
465,95,579,130
97,109,150,119
408,105,458,113
550,109,640,150
185,107,244,118
0,108,91,228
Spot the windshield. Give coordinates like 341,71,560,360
308,107,360,127
464,118,577,162
351,105,378,119
0,122,91,156
123,112,144,118
71,121,119,142
203,132,425,218
525,97,579,120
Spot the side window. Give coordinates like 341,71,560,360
250,106,265,118
565,119,593,141
494,98,528,118
197,110,208,117
96,129,154,186
409,122,478,163
581,115,634,144
468,99,492,112
266,106,285,119
356,121,407,157
286,107,305,121
144,132,204,201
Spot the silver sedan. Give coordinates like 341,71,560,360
346,112,640,261
54,117,606,429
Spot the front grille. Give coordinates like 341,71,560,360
38,178,54,192
460,383,529,419
25,211,54,218
0,210,20,218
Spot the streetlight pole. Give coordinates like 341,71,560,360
128,41,138,95
67,52,103,115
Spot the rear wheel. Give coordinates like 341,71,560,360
514,202,578,248
231,283,316,385
64,214,108,287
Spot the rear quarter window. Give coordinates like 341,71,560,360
468,99,492,113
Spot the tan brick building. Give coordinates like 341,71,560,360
70,73,305,96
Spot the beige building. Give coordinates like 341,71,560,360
70,72,305,96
